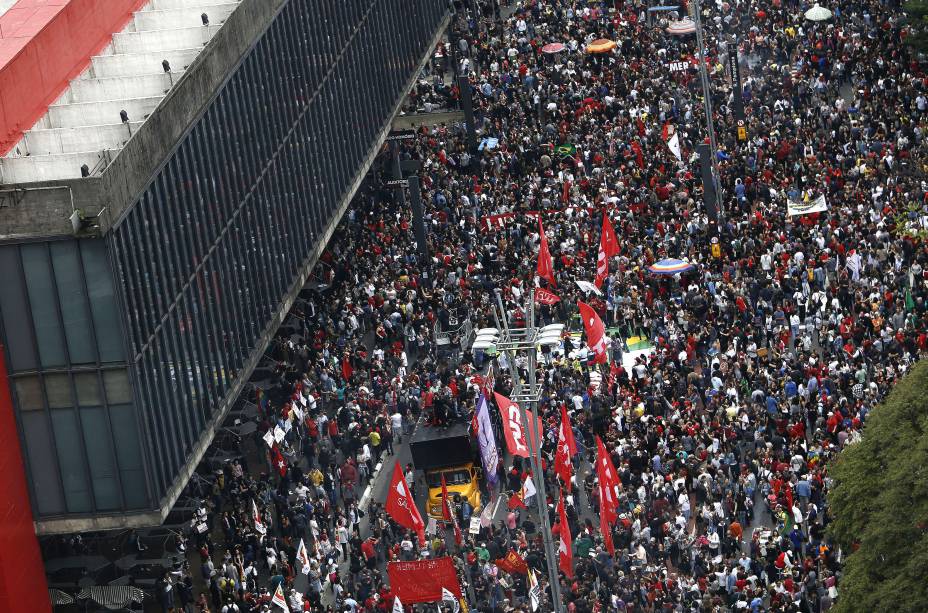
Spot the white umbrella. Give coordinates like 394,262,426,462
666,17,697,35
804,4,832,21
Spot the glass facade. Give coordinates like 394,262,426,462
109,0,447,502
0,240,145,515
0,0,445,520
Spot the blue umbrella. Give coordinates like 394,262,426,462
648,258,695,275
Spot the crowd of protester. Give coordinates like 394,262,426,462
153,0,928,611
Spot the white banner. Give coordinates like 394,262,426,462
787,194,828,216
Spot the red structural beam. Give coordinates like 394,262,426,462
0,0,149,157
0,342,50,612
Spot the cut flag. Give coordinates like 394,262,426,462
535,287,561,305
392,596,404,613
493,392,543,458
385,461,426,545
440,473,462,546
663,123,682,161
252,499,266,535
442,587,460,612
271,584,288,610
536,218,557,287
341,356,353,381
596,436,620,555
578,301,610,363
554,404,577,485
528,567,541,611
271,445,288,478
557,491,574,578
296,538,311,574
594,213,620,288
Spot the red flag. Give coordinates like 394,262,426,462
536,219,556,287
441,474,452,522
495,550,529,575
385,461,426,545
534,287,561,305
341,356,353,381
578,301,609,363
596,436,620,556
557,491,573,578
594,214,620,288
494,392,543,458
271,445,288,477
561,180,571,204
636,117,645,138
554,404,577,485
631,141,644,169
601,509,615,556
507,492,526,510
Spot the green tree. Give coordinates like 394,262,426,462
904,0,928,52
828,360,928,612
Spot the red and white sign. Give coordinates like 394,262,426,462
480,212,517,232
387,557,463,604
493,392,543,458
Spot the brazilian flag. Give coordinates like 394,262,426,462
555,143,577,158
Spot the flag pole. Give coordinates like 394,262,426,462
493,289,564,612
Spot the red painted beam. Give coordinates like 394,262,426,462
0,343,50,613
0,0,149,157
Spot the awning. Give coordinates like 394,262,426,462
77,586,146,610
49,589,75,605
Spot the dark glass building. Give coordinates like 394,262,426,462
0,0,448,541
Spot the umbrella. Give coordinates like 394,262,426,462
648,258,695,275
804,4,832,20
666,18,696,35
586,38,617,54
541,42,566,54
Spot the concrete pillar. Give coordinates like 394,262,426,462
457,75,478,152
407,176,430,261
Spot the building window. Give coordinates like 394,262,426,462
0,247,38,371
80,240,125,363
21,244,67,368
50,241,96,364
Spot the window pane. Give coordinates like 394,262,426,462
20,412,65,515
74,373,102,406
21,244,67,367
103,370,131,404
44,374,71,409
80,407,120,511
0,247,37,371
80,240,125,362
50,410,92,513
109,404,147,509
50,242,96,364
13,377,43,411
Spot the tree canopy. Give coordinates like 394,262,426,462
904,0,928,52
828,359,928,612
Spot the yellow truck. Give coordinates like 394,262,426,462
409,421,482,518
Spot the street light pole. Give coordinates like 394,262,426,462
491,289,564,612
689,0,724,224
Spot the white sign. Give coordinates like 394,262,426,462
469,516,482,535
787,194,828,217
668,61,689,72
575,279,603,296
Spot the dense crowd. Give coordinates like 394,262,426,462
156,0,928,611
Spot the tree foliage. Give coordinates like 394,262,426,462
904,0,928,52
827,360,928,613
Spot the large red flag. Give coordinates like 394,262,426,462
536,219,556,287
386,461,426,545
596,436,620,555
493,392,543,458
271,445,288,478
554,404,577,485
594,214,620,288
341,356,353,381
578,301,610,364
557,491,573,578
